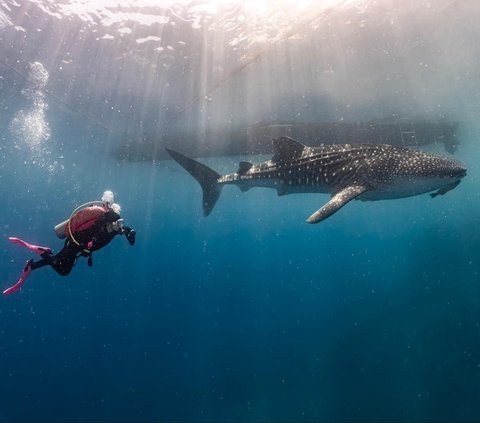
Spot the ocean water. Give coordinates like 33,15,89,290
2,1,480,422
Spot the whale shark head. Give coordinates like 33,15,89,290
419,155,467,183
430,157,467,196
438,158,467,180
375,151,468,199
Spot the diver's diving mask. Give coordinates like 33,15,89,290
107,219,124,233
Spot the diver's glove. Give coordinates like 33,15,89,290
126,228,136,246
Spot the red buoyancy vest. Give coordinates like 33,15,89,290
66,205,109,238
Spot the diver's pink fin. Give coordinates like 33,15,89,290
8,237,52,256
3,261,32,295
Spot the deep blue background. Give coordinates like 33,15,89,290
1,1,480,420
0,124,479,422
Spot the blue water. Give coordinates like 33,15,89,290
2,0,480,421
1,122,480,421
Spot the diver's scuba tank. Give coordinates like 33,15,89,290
54,219,69,239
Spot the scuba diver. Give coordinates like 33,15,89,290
3,191,136,295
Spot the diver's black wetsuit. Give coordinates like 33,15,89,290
30,209,135,276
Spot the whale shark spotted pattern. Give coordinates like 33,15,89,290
166,137,466,223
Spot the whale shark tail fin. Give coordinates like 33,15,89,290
165,148,222,216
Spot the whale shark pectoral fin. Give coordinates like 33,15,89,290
430,180,461,198
306,185,368,224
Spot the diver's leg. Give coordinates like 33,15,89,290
48,249,77,276
29,257,51,270
3,247,77,295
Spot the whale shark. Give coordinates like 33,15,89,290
165,137,466,223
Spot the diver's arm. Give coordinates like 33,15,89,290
122,226,136,246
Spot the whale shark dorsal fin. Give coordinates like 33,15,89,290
306,185,368,224
238,161,253,174
272,137,306,162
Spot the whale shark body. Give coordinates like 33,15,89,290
166,137,466,223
